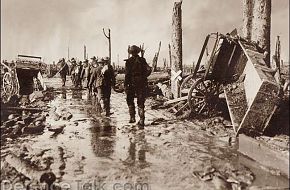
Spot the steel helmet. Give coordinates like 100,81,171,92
128,45,141,54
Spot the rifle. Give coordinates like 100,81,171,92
140,43,145,58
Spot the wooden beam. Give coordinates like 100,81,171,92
238,134,289,178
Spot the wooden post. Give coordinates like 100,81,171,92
163,58,167,69
152,41,162,72
84,45,86,60
168,44,172,69
67,46,70,61
171,1,183,98
103,28,111,65
271,36,281,83
242,0,254,40
251,0,271,67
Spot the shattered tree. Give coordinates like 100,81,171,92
152,41,162,72
243,0,271,66
171,1,183,98
242,0,254,40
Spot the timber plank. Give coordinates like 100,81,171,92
238,134,289,178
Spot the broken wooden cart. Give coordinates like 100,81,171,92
1,55,46,103
166,33,282,136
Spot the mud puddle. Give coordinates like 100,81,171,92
1,78,289,189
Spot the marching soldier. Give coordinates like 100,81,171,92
70,58,77,86
58,58,69,87
89,57,115,116
88,58,98,96
74,61,83,88
101,57,116,116
81,59,90,88
124,45,151,129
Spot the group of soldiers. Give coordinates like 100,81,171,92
57,45,151,129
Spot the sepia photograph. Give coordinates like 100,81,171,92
1,0,289,189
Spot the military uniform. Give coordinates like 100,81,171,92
89,58,115,116
74,61,83,87
125,45,151,128
87,57,97,93
81,59,90,88
70,58,77,86
59,58,69,86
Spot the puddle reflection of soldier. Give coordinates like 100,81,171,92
125,45,152,129
61,88,67,99
58,58,69,87
125,132,148,168
71,88,83,99
91,119,116,157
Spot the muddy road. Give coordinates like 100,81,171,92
1,77,289,190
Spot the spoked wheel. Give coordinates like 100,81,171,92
179,71,204,97
2,71,19,102
180,74,197,96
3,72,14,95
188,78,221,116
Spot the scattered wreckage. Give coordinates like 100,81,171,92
1,55,47,103
165,32,285,137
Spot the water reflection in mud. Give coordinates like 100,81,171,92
124,131,150,169
61,88,67,99
72,89,83,99
90,118,116,158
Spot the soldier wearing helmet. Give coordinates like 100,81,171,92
125,45,152,129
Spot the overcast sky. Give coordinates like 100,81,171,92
1,0,289,65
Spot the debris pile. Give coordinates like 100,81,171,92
192,164,255,189
0,89,66,143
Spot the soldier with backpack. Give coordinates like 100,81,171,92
124,45,152,129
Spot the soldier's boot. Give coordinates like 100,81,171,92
137,107,145,129
104,99,111,117
62,78,66,86
128,106,136,123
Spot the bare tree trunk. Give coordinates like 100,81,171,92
171,1,183,98
152,41,162,72
242,0,254,40
168,44,172,69
103,28,111,65
271,36,281,83
84,45,86,60
251,0,271,66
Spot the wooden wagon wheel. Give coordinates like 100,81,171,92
179,70,205,97
180,74,198,96
2,72,14,96
188,78,220,116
